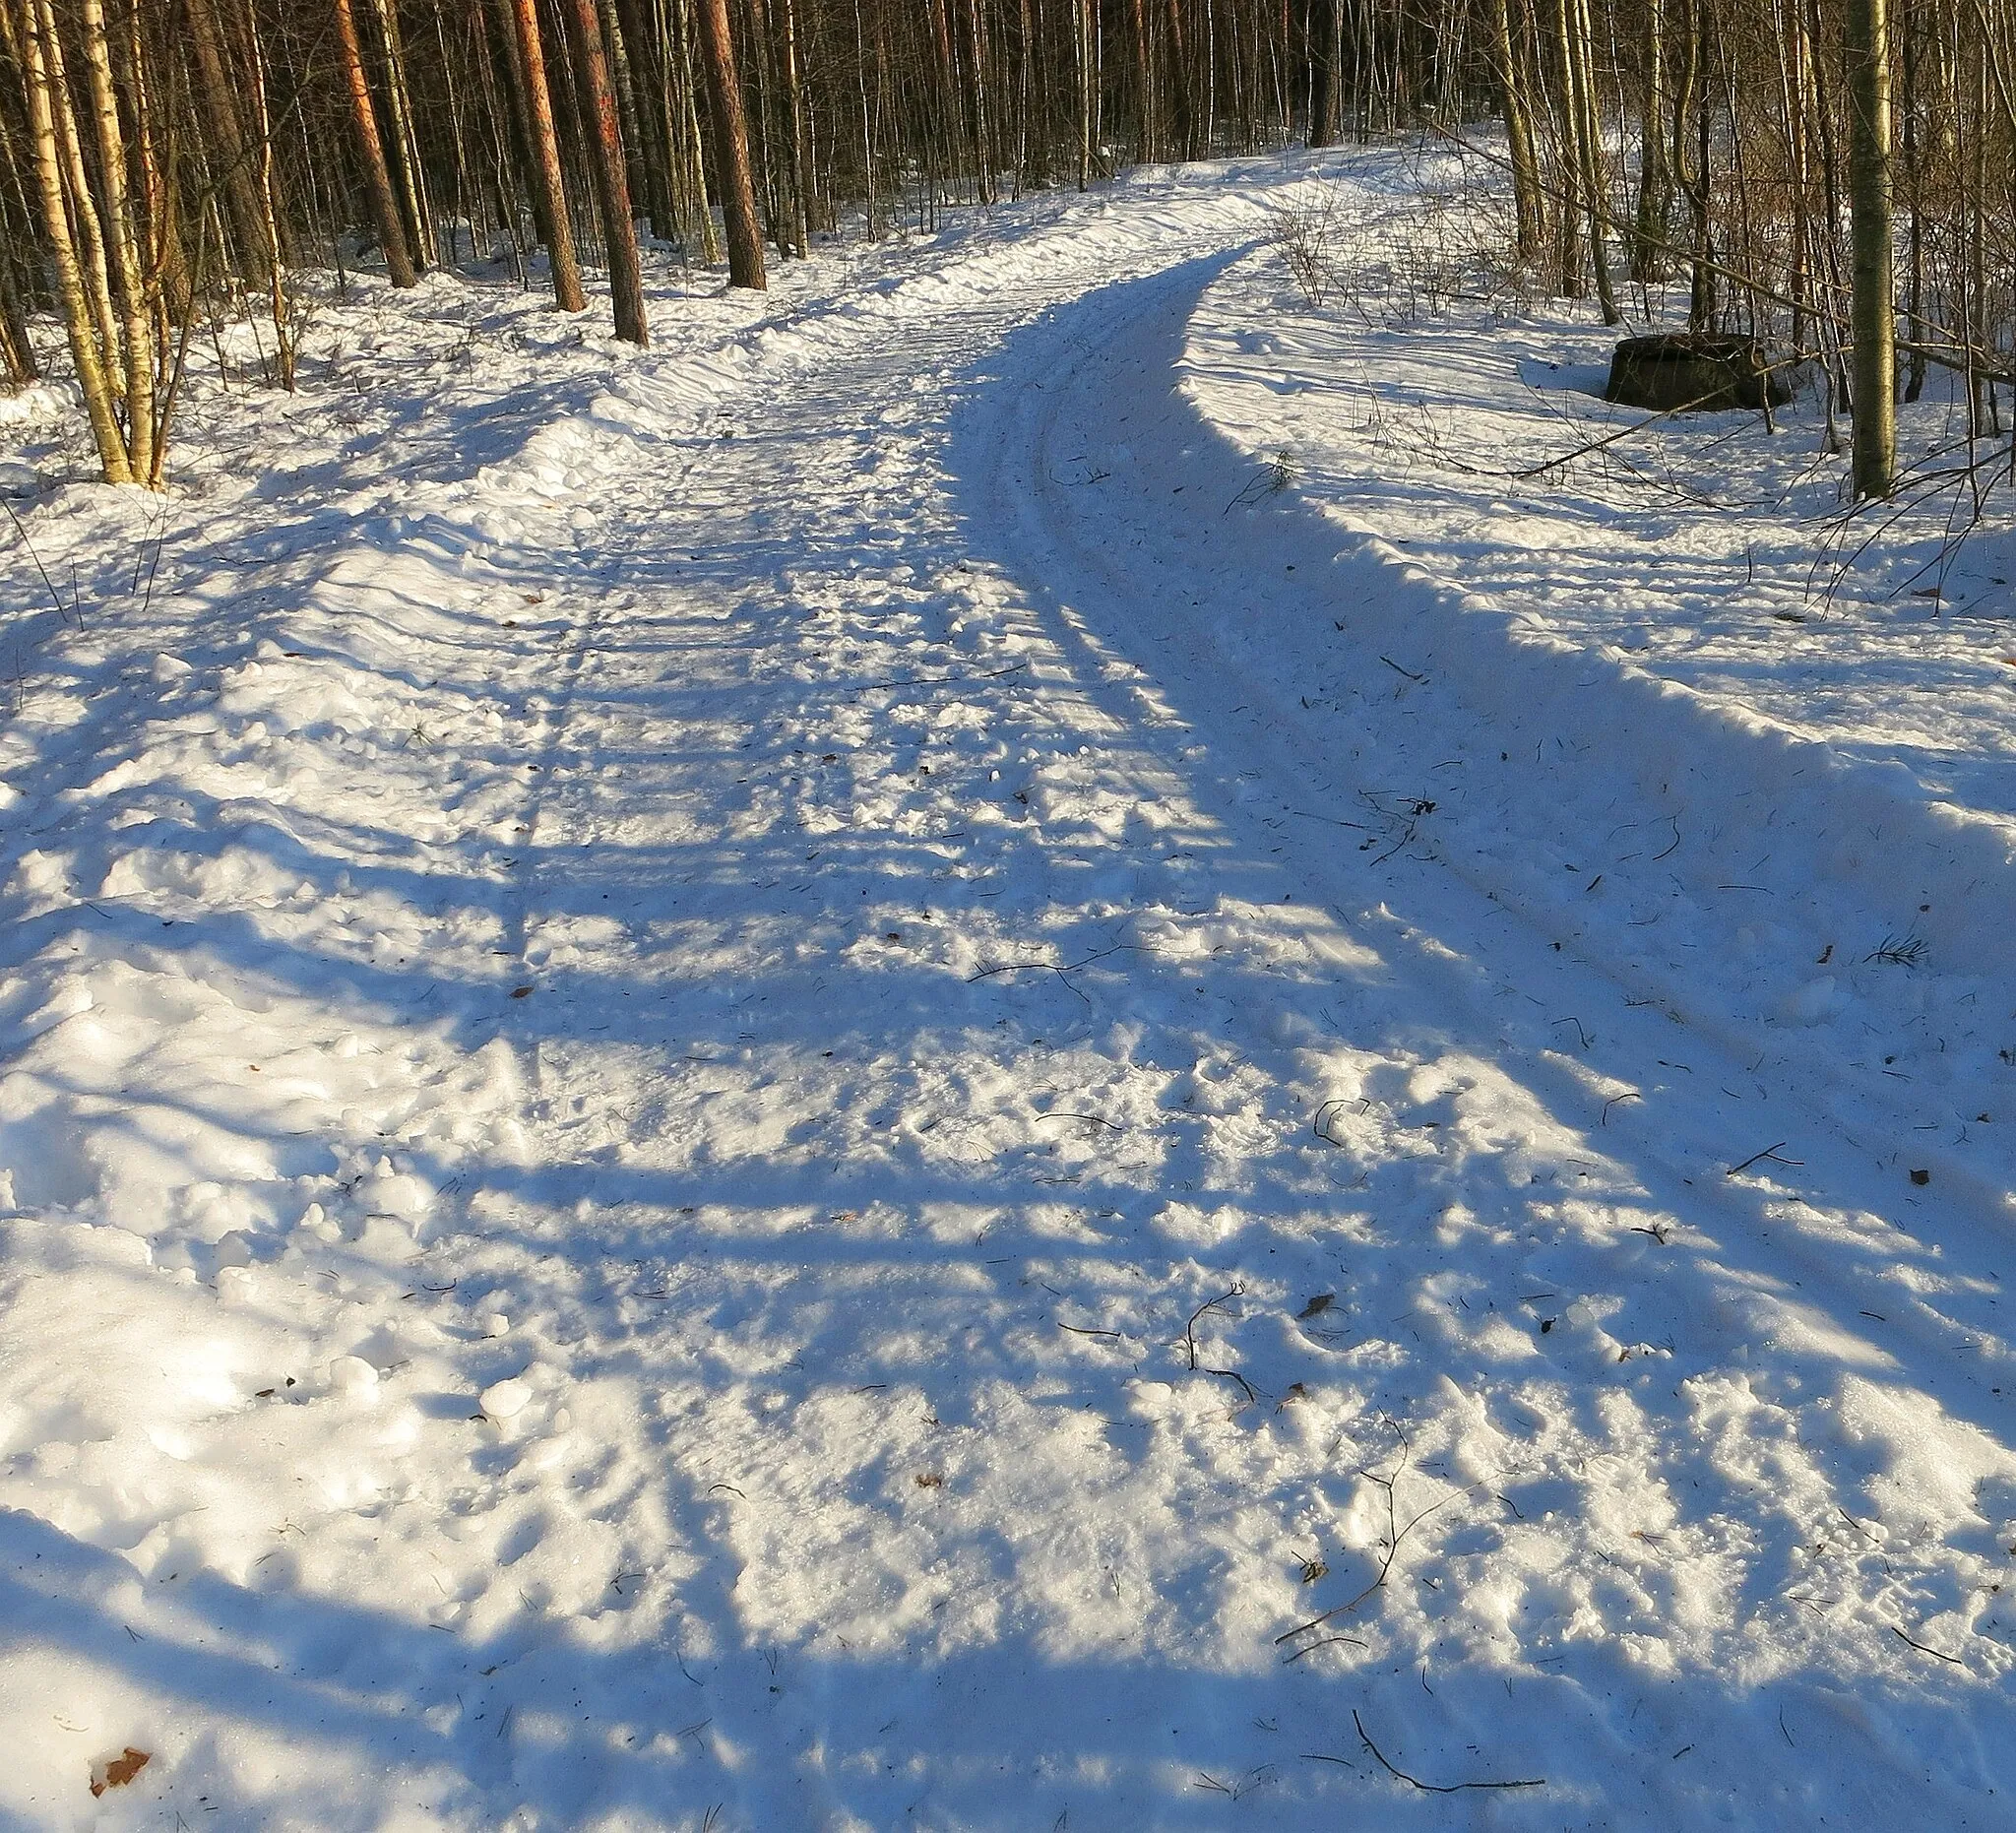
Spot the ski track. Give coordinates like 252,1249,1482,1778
3,155,2015,1831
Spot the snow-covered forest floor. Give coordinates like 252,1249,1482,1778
5,145,2016,1831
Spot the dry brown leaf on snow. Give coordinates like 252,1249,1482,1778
89,1748,151,1797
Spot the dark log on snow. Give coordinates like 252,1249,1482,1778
1604,333,1798,411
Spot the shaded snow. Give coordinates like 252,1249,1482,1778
2,148,2014,1831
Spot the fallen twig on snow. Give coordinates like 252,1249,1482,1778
1350,1710,1546,1794
1276,1424,1482,1650
967,942,1156,1006
1181,1287,1243,1371
1892,1624,1966,1666
1727,1140,1803,1177
857,662,1029,692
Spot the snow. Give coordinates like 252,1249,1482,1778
4,145,2016,1830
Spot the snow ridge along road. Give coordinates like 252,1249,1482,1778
3,152,2014,1831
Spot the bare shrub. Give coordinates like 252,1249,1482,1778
1270,189,1350,308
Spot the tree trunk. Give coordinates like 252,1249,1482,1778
79,0,156,481
1129,0,1155,158
563,0,649,343
509,0,588,307
34,0,122,380
1566,0,1619,322
1672,0,1712,327
1308,0,1341,147
694,0,765,286
1846,0,1894,496
778,0,812,245
1630,0,1670,279
1165,0,1194,158
1488,0,1543,257
333,0,419,284
14,0,132,479
1075,0,1094,187
181,0,274,284
671,0,724,260
367,0,434,267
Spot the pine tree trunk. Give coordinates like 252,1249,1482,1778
508,0,588,307
1165,0,1193,157
368,0,434,267
182,0,274,284
333,0,420,284
1847,0,1895,495
1308,0,1340,147
1129,0,1155,158
563,0,649,341
694,0,766,286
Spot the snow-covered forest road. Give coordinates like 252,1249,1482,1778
6,154,2016,1830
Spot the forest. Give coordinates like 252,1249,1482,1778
0,0,2000,503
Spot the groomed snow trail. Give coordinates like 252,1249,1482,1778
5,158,2016,1831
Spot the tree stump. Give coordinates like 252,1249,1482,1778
1604,333,1798,412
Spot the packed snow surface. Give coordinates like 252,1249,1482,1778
4,146,2016,1831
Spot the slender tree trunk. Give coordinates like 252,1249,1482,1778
1901,0,1924,401
1567,0,1620,321
1488,0,1543,257
1673,0,1712,326
1075,0,1093,187
778,0,812,245
1631,0,1670,279
1129,0,1155,158
79,0,155,481
509,0,587,307
15,0,131,479
35,0,121,381
1165,0,1194,157
563,0,649,342
1847,0,1895,495
966,0,994,202
368,0,433,266
333,0,419,284
672,0,723,259
694,0,765,286
182,0,273,284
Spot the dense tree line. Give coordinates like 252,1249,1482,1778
0,0,2001,498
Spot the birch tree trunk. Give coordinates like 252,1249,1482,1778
14,0,132,479
34,0,121,380
79,0,155,481
1847,0,1896,495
